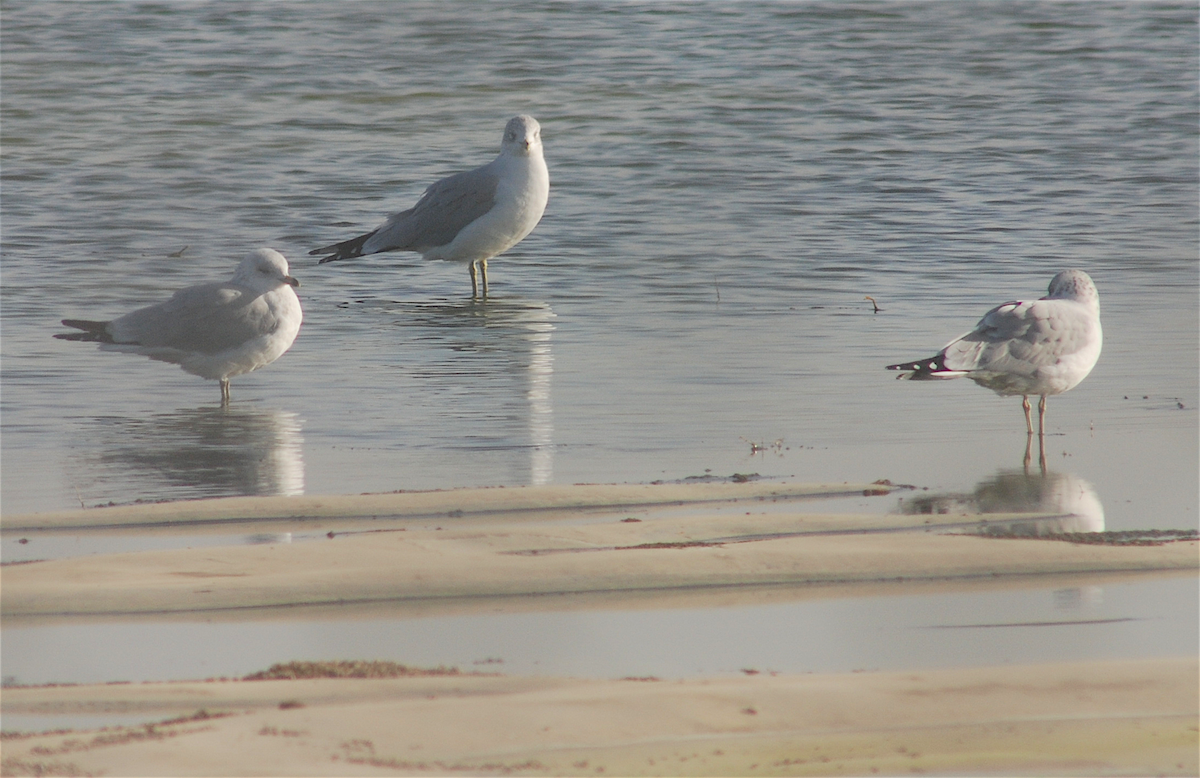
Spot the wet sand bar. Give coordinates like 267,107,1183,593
2,482,1196,776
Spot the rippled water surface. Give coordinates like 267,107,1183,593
4,1,1197,528
1,1,1196,691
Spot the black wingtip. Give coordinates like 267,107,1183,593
57,319,115,343
310,231,376,264
61,318,106,331
885,356,943,373
885,355,967,381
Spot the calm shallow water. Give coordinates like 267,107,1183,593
1,1,1197,691
3,574,1195,688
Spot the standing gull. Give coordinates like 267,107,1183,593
311,114,549,298
56,248,303,403
886,269,1102,436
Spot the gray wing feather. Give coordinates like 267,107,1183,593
943,299,1085,374
109,283,276,356
366,167,500,253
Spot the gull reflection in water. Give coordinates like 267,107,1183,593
364,296,556,485
71,406,305,504
901,443,1107,612
525,307,554,485
901,468,1105,535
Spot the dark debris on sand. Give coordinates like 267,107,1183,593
243,661,463,681
981,529,1199,546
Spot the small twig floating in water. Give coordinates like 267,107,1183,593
168,246,188,258
864,296,881,313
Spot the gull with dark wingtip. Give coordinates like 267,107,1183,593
311,115,549,299
887,269,1102,436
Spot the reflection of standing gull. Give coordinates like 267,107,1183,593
312,115,549,299
354,296,556,485
71,406,305,503
56,249,303,404
887,270,1102,435
523,306,555,486
902,468,1104,535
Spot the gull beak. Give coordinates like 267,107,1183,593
284,275,300,288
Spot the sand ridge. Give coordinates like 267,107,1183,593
4,492,1195,621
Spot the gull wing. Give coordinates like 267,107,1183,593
366,165,501,253
108,282,276,357
942,298,1092,375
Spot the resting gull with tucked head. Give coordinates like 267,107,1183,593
56,248,303,403
887,269,1102,436
311,114,549,299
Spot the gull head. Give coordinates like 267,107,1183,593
235,248,301,290
501,115,542,157
1045,269,1097,309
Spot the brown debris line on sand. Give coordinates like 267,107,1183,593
1,657,1196,777
979,528,1200,546
243,661,463,681
0,480,898,532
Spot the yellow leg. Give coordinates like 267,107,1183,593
469,262,479,299
220,378,230,405
479,258,488,298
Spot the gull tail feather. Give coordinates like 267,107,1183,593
56,319,115,343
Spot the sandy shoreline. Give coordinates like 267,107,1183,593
2,482,1197,775
3,658,1196,776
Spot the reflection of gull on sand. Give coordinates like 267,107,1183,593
312,115,549,299
901,468,1104,535
55,249,302,404
887,270,1102,435
71,406,305,502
